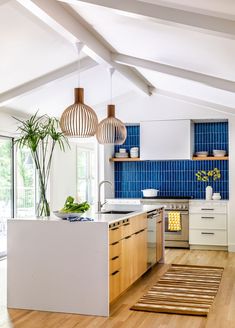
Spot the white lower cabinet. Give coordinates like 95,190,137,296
190,229,227,246
189,201,228,248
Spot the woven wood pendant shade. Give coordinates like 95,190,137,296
60,88,98,137
96,104,127,145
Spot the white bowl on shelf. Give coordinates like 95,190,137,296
213,150,226,157
195,151,208,157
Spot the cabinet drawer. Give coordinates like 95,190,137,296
109,256,121,273
189,229,227,246
109,241,121,259
109,226,122,244
190,202,227,214
109,269,121,303
131,214,147,234
190,213,227,230
121,218,132,238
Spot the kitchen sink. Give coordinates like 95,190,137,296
98,210,134,215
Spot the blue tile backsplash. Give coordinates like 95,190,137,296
114,123,229,199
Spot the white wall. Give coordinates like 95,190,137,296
0,109,28,137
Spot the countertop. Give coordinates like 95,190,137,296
8,204,164,225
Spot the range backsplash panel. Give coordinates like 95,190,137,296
114,123,229,199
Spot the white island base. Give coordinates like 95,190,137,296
7,219,109,316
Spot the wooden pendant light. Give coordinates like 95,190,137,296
60,87,98,137
96,104,127,144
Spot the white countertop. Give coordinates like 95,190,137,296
8,204,163,225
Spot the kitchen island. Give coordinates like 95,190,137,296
7,204,164,317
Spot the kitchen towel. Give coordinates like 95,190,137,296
168,212,181,231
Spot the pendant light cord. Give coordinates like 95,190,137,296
75,41,84,87
109,67,115,104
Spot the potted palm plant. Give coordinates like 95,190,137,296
14,112,69,217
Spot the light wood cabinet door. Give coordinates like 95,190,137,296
156,220,163,262
133,229,147,281
120,235,134,292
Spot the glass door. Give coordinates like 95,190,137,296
0,137,13,258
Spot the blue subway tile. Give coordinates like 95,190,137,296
114,123,228,199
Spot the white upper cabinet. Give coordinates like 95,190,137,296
140,120,193,160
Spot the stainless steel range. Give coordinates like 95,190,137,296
142,197,190,248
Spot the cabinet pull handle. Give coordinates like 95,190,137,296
201,208,214,211
125,235,131,239
201,216,215,219
135,229,145,235
110,227,119,231
201,232,215,235
111,256,119,261
157,221,162,224
111,241,119,246
123,223,130,226
111,270,119,276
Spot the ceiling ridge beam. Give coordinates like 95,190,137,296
112,53,235,93
0,57,97,107
16,0,153,95
61,0,235,39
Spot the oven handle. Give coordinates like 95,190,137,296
165,211,189,215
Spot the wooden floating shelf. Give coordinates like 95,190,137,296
110,157,229,162
110,158,141,162
192,156,228,161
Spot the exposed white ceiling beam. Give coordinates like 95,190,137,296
112,53,235,93
60,0,235,39
16,0,153,95
157,89,235,116
0,57,97,107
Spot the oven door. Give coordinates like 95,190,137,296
165,210,189,241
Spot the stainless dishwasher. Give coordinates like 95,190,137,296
147,209,160,268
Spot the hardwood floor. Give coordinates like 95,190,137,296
1,249,235,328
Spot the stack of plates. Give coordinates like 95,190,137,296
115,152,129,158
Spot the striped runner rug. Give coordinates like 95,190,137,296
131,264,224,316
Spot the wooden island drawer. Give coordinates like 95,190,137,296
109,224,121,244
109,270,121,303
109,256,121,273
121,218,132,238
109,241,121,259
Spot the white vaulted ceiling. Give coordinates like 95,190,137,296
0,0,234,117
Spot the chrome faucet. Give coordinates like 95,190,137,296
98,180,113,212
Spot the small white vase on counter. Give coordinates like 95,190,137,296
206,186,213,200
212,193,221,200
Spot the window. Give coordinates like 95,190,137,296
15,147,36,217
0,138,37,258
77,142,96,204
0,137,13,258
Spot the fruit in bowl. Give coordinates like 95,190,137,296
54,196,90,219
